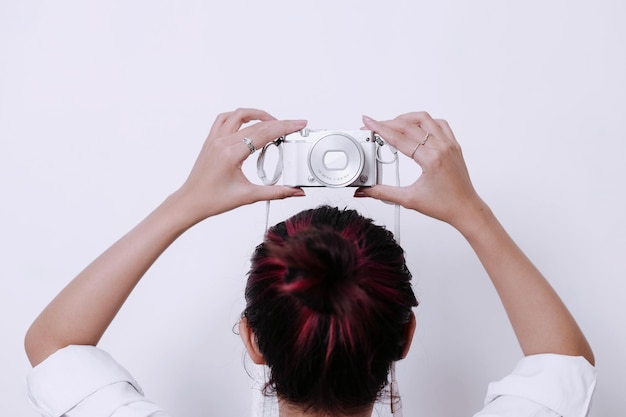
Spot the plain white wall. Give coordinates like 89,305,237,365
1,0,625,415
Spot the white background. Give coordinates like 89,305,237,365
1,1,625,415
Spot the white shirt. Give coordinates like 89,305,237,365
27,346,596,417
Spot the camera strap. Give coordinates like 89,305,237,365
374,136,401,243
257,139,284,187
374,138,404,417
256,139,285,231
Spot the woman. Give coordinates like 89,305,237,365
25,109,596,417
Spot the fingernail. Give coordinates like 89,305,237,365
354,189,367,198
362,115,375,123
291,188,306,197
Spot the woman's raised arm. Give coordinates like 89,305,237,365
357,112,594,365
25,109,307,367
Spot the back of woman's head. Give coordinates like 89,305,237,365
244,206,418,415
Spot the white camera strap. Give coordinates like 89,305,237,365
257,139,285,231
374,135,401,243
375,138,405,417
257,139,284,187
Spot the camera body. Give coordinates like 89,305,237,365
280,129,381,187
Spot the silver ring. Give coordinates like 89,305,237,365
242,137,256,155
409,131,430,159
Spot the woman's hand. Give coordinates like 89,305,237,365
174,108,307,223
356,112,485,231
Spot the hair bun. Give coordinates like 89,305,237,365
270,226,358,313
245,206,418,414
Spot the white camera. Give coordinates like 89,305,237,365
260,129,383,187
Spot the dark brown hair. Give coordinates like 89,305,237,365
244,206,418,415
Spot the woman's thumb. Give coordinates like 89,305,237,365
354,185,406,205
253,185,306,202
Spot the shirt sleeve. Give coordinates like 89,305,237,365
27,345,170,417
474,354,596,417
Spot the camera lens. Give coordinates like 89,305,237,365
308,133,364,187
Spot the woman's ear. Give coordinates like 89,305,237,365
400,311,416,359
239,317,266,365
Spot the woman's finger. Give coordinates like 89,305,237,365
249,184,306,202
362,115,431,161
221,108,277,134
362,116,407,152
394,112,454,147
207,111,233,138
235,118,308,158
434,118,461,147
209,108,277,138
354,184,410,207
